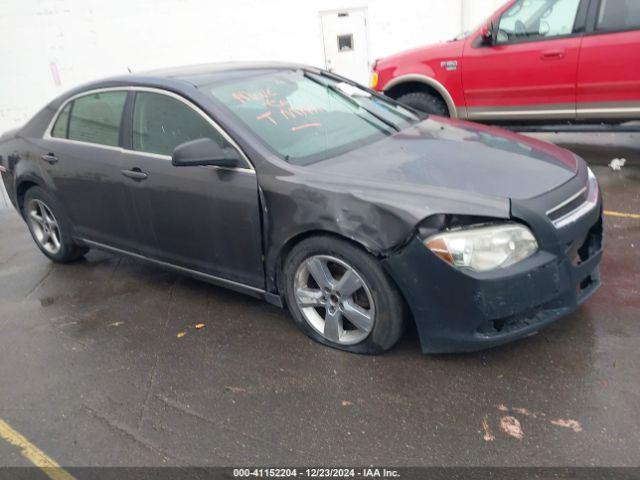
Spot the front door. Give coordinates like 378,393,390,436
462,0,585,121
577,0,640,119
320,8,370,84
41,90,138,250
121,90,264,288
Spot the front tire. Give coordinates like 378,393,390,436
396,91,449,116
23,186,89,263
283,236,405,354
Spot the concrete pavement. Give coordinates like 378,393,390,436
0,135,638,468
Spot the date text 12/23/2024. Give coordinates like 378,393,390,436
233,468,400,478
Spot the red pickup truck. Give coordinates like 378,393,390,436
372,0,640,123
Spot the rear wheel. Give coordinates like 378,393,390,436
283,236,405,354
23,186,89,263
396,91,449,116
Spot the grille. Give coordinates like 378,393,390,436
547,169,599,229
548,188,588,222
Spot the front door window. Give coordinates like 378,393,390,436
496,0,581,44
132,92,229,157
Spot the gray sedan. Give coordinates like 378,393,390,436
0,63,603,354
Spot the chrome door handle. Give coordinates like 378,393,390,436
121,168,148,181
41,153,59,164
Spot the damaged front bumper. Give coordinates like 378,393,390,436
383,205,603,354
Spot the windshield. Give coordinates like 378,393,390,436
454,4,503,41
454,18,488,40
204,69,420,164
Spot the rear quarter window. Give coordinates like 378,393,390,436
51,103,71,138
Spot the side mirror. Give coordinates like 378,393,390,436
480,22,494,44
171,138,241,168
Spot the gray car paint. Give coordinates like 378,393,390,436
0,63,584,302
310,118,578,199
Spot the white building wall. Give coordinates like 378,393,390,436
0,0,504,134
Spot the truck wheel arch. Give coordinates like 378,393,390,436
383,74,458,119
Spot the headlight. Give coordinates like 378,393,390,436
424,223,538,272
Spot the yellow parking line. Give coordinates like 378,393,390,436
604,210,640,219
0,418,76,480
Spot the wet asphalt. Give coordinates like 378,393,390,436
0,133,638,468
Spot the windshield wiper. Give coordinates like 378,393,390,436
316,69,424,121
327,83,402,133
303,72,400,133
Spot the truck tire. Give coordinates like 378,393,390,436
396,92,449,116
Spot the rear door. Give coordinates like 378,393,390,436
577,0,640,120
462,0,587,121
120,89,264,288
41,90,138,250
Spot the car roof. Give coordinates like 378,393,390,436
105,61,308,88
142,61,303,78
49,61,315,111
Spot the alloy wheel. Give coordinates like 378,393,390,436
293,255,375,345
27,199,62,255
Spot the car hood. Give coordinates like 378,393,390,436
376,39,464,71
308,117,578,201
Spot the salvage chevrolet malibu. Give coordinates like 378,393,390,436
0,63,603,354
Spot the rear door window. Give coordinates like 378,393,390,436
132,91,228,157
596,0,640,32
67,91,127,147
